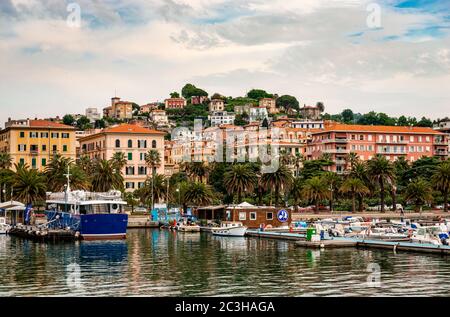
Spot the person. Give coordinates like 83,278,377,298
400,208,404,222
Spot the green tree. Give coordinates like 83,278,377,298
180,182,215,212
260,164,293,206
302,176,330,213
76,116,92,130
181,83,208,99
91,160,124,192
341,109,354,123
432,161,450,212
183,162,210,183
247,89,273,100
170,92,180,98
0,168,14,202
145,149,162,210
316,102,325,112
62,114,75,126
0,152,12,169
45,155,88,192
124,191,138,213
367,155,396,212
403,178,433,212
276,95,299,112
13,163,46,204
111,152,127,173
322,172,341,212
339,178,370,212
223,164,258,203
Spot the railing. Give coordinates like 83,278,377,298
322,139,348,143
376,150,407,155
323,149,350,154
46,191,123,201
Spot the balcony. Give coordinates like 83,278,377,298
323,138,348,144
323,149,350,154
376,140,408,145
376,150,407,155
30,149,39,156
435,151,449,156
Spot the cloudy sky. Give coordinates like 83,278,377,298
0,0,449,127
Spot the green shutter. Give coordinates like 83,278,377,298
128,153,132,160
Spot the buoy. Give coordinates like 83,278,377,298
320,243,325,249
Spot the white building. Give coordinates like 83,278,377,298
85,108,101,123
208,111,236,126
249,107,268,123
150,110,169,126
291,120,324,129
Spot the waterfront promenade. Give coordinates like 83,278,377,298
292,210,446,220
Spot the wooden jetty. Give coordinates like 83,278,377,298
246,230,305,241
8,226,80,242
295,239,357,249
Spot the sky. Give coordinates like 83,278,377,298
0,0,449,127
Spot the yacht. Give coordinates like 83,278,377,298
211,221,247,237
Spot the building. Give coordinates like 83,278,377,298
434,121,450,158
191,96,208,105
79,123,165,191
249,107,269,123
149,110,169,126
103,97,134,119
103,106,113,118
208,111,236,126
0,119,76,171
140,103,159,114
259,98,278,114
85,108,101,123
307,123,448,174
300,105,322,120
208,99,225,112
292,120,324,129
234,104,252,115
165,98,186,109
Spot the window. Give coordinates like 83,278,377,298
138,182,145,189
41,132,49,138
63,145,68,152
126,166,135,175
128,153,132,160
250,212,257,220
239,212,246,221
152,140,157,148
42,145,47,152
128,140,133,148
368,134,372,141
359,135,364,141
62,133,69,139
29,132,38,138
30,144,38,152
31,158,36,169
53,145,57,152
138,140,147,148
42,158,46,167
125,182,135,189
20,132,25,138
140,153,146,161
266,212,273,220
138,166,147,175
115,139,121,148
18,144,26,152
51,133,59,138
19,158,24,165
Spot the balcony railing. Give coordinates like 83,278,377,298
376,150,407,155
323,149,350,154
30,150,39,156
322,138,348,143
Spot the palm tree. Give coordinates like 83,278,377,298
77,155,94,174
110,152,127,173
350,161,371,211
91,160,124,192
260,164,293,206
183,162,210,183
0,168,14,202
124,191,138,213
136,174,167,208
44,154,72,192
302,176,330,213
346,152,359,171
432,160,450,212
13,163,46,204
367,155,396,212
322,172,341,212
0,152,12,169
340,178,370,212
180,182,215,213
223,164,258,203
290,177,303,212
404,178,433,212
293,153,304,177
145,149,161,210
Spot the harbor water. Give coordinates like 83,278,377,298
1,228,450,296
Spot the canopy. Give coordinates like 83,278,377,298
0,201,25,209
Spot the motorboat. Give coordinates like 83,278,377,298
0,217,10,234
211,221,247,237
175,221,201,232
410,226,446,245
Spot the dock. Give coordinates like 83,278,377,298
246,230,305,241
127,215,159,228
295,239,357,248
8,226,80,242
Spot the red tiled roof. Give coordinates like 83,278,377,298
103,124,166,135
29,120,74,129
319,123,444,134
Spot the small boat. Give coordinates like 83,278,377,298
411,226,447,245
211,221,247,237
175,221,201,232
0,217,11,234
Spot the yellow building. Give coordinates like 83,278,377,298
0,119,76,171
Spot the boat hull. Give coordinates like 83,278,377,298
46,212,128,240
212,226,247,237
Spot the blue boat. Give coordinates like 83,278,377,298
45,189,128,240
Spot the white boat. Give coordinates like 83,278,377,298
211,222,247,237
411,226,445,245
175,221,201,232
0,217,10,234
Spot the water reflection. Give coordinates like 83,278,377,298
1,230,450,296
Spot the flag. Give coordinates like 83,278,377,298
24,204,32,225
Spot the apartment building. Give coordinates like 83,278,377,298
0,119,76,171
249,107,269,123
307,123,448,173
85,108,101,123
165,97,186,109
259,98,278,114
79,123,165,191
208,111,236,126
208,99,225,112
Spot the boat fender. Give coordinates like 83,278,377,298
75,231,80,238
320,243,325,249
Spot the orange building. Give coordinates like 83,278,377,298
164,98,186,109
307,123,448,173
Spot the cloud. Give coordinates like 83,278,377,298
0,0,449,127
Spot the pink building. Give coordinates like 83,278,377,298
79,123,166,191
165,98,186,109
307,123,448,173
